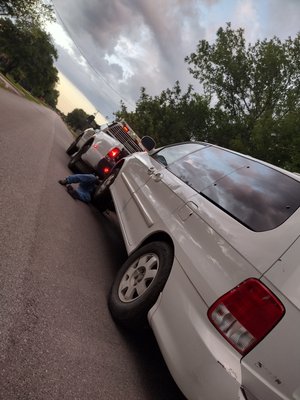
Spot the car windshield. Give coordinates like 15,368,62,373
155,144,300,232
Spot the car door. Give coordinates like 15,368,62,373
113,146,198,249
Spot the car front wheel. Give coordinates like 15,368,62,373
108,241,173,329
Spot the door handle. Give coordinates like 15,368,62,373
147,167,155,175
153,172,162,182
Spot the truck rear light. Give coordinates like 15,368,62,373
208,278,285,355
107,147,121,159
123,125,129,133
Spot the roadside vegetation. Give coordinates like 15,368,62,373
0,0,58,107
64,108,101,133
116,23,300,172
0,0,54,27
1,2,299,171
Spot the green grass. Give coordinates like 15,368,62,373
6,75,41,103
0,73,42,104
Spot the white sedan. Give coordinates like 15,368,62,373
93,140,300,400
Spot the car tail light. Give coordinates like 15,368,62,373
208,278,285,355
107,147,121,159
103,167,110,174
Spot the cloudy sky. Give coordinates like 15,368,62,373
47,0,300,123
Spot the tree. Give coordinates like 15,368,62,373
117,24,300,171
185,23,300,168
0,0,54,27
43,86,59,109
0,18,59,106
66,109,90,131
115,82,212,146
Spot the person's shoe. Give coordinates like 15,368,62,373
66,184,80,200
58,179,68,186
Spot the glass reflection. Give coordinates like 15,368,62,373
168,146,300,232
153,143,206,166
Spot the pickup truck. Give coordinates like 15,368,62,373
66,120,146,179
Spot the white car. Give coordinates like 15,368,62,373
93,140,300,400
66,121,145,179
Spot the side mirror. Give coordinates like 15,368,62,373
141,136,156,151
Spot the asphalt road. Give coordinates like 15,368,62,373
0,89,185,400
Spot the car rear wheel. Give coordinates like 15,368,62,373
66,132,84,156
92,167,120,211
68,141,91,172
108,241,173,329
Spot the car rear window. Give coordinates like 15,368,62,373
167,146,300,231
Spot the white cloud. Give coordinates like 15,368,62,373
45,21,76,57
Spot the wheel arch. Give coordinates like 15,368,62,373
137,231,175,259
83,137,95,148
114,158,126,170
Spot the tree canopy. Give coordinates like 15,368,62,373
116,24,300,171
0,18,59,107
115,81,212,147
185,23,300,167
65,109,91,131
0,0,54,27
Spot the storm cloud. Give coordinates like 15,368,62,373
49,0,300,120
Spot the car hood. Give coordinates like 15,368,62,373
264,235,300,311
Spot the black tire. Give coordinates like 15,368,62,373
66,141,78,156
92,168,120,211
67,141,91,172
66,132,84,156
108,241,173,329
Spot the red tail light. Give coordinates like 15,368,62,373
123,125,129,133
103,167,110,174
208,278,285,355
107,147,121,159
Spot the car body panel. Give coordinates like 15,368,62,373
113,161,260,304
110,153,159,216
185,193,300,275
107,142,300,400
81,132,121,169
169,203,261,306
113,153,197,247
264,236,300,311
148,258,242,400
241,278,300,400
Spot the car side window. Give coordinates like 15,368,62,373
167,146,300,232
